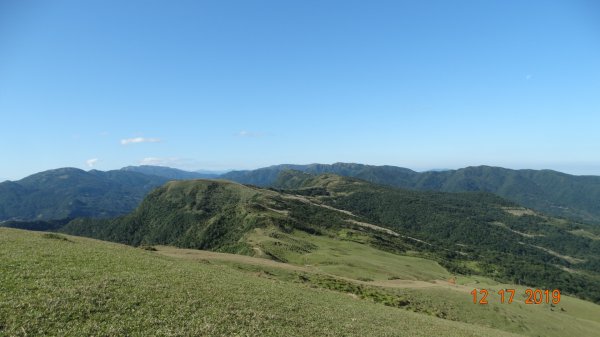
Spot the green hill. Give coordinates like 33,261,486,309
5,162,600,226
60,174,600,304
0,168,168,222
221,163,600,223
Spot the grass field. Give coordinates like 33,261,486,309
0,228,519,337
163,227,600,337
2,228,600,336
246,227,451,281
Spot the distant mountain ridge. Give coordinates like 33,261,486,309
3,163,600,224
121,165,221,180
0,168,168,221
221,163,600,223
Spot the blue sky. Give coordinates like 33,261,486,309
1,0,599,180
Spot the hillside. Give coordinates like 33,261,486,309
2,228,528,337
60,179,353,253
4,226,600,337
60,174,600,304
0,168,168,222
5,162,600,226
221,163,600,223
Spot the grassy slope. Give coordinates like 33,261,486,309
0,228,518,337
281,173,600,303
36,224,600,337
242,227,600,337
157,228,600,337
246,227,450,281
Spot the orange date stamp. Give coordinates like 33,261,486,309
471,288,561,304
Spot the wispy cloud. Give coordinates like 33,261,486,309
139,157,179,166
236,130,263,138
86,158,99,168
120,137,161,145
525,74,533,80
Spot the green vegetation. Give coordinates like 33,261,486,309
1,218,72,231
60,180,279,253
41,232,72,242
4,167,600,335
290,173,600,303
0,228,523,337
154,237,600,337
0,167,167,222
247,227,450,281
58,174,600,305
223,162,600,223
5,162,600,228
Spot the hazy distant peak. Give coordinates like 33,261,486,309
120,165,219,180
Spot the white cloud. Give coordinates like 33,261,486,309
236,130,263,138
120,137,161,145
86,158,99,168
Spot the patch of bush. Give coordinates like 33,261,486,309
42,233,72,242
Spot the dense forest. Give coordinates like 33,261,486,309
223,163,600,223
0,168,167,221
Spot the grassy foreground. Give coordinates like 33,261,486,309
0,228,518,337
165,227,600,337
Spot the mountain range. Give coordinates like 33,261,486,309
57,171,600,303
0,168,167,221
2,163,600,226
221,163,600,223
121,165,222,180
3,163,600,335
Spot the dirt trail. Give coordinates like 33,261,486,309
492,221,544,238
345,219,433,246
281,194,356,216
531,245,585,264
345,219,399,236
282,194,435,247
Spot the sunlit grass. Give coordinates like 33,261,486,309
0,228,519,337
